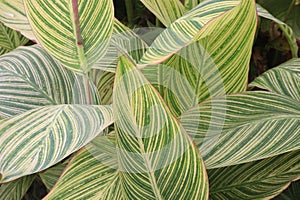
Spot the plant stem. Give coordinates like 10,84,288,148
125,0,134,26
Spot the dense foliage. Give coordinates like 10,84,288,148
0,0,299,199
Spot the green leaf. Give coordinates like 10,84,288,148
257,0,300,39
209,150,300,199
140,0,186,26
142,0,256,115
139,0,255,66
256,4,298,58
39,161,68,191
24,0,114,74
274,179,300,200
0,104,113,183
0,45,100,118
249,58,300,101
112,55,208,199
44,134,121,199
0,0,36,40
0,175,35,200
180,91,300,169
0,22,28,51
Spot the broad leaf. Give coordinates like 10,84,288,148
181,91,300,168
209,150,300,199
0,175,35,200
0,0,35,40
39,161,68,191
274,179,300,200
24,0,114,73
0,45,100,118
112,55,208,199
0,22,28,51
140,0,186,26
92,19,148,73
44,134,120,199
142,0,256,115
0,104,113,183
257,4,298,58
184,0,203,10
139,0,255,65
250,58,300,101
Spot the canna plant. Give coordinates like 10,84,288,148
0,0,299,199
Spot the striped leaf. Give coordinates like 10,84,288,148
44,134,120,199
209,150,300,199
257,4,298,58
0,0,35,40
0,175,35,200
39,161,68,191
180,91,300,169
0,22,28,51
0,104,113,183
112,55,208,199
139,0,255,65
142,0,256,116
24,0,114,74
92,19,148,73
249,58,300,101
140,0,186,26
275,179,300,200
184,0,203,10
0,47,9,56
0,45,100,118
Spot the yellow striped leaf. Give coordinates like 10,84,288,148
184,0,203,10
250,58,300,101
112,55,208,199
142,0,256,116
0,0,35,40
44,134,121,199
39,161,68,191
140,0,186,26
0,22,28,51
0,45,100,118
0,104,113,183
209,150,300,199
0,175,35,200
181,91,300,169
24,0,114,74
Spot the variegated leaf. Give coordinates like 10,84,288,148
24,0,114,73
0,45,100,118
209,150,300,199
0,104,113,183
181,91,300,168
0,0,35,40
249,58,300,101
0,22,28,51
112,55,208,199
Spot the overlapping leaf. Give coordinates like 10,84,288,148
250,58,300,101
140,0,186,26
0,104,113,183
209,150,300,199
0,45,100,118
44,134,120,199
39,161,68,191
112,55,208,199
24,0,114,73
139,0,253,65
0,22,28,51
142,0,256,115
0,0,35,40
181,91,300,168
0,175,35,200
